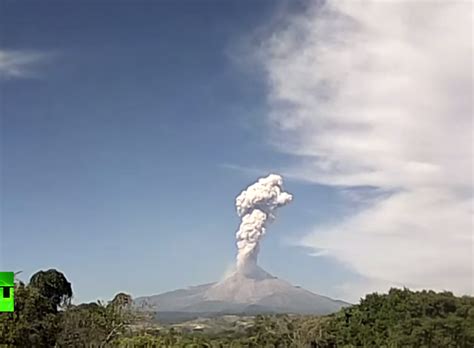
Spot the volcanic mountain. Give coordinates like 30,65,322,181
134,174,349,320
134,265,349,319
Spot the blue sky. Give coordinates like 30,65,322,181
0,0,359,303
1,0,472,303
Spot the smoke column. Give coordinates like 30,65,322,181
235,174,293,273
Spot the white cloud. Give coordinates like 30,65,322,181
0,50,48,79
258,0,473,300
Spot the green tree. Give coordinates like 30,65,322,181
29,269,72,310
0,269,73,347
56,293,134,347
323,288,474,348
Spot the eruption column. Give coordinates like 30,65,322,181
234,174,293,273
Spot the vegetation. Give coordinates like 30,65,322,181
0,269,72,346
0,269,473,347
56,293,134,346
324,288,474,347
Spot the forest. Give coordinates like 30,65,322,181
0,269,473,347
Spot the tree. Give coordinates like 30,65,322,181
29,269,72,311
56,293,134,347
0,269,73,347
110,292,132,308
322,288,474,347
0,280,63,346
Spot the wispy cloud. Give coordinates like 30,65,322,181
257,0,473,299
0,49,50,79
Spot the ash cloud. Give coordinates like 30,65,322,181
234,174,293,273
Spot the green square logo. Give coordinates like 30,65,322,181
0,272,14,312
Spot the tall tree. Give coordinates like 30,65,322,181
29,269,72,311
0,269,73,346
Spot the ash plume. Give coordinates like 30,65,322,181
235,174,293,273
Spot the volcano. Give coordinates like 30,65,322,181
134,175,349,320
134,265,349,319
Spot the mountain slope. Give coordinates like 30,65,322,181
134,266,349,317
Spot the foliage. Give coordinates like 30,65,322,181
1,270,473,348
57,292,135,346
111,293,133,308
322,288,474,347
29,269,73,310
0,269,133,347
0,280,63,346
